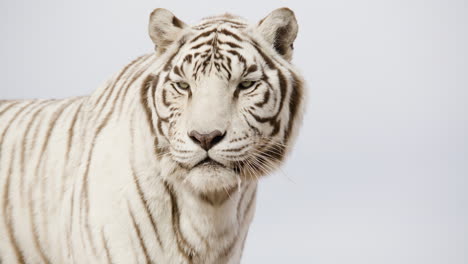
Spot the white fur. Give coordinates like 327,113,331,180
0,8,304,264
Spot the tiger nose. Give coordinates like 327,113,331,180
188,130,225,151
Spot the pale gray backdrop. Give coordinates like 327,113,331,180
1,0,467,263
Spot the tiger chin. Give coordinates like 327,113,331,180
0,7,305,264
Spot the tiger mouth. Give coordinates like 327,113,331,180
194,157,226,168
191,157,247,177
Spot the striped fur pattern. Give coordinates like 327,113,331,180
0,8,305,264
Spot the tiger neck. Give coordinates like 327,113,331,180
160,174,257,262
167,180,250,245
128,97,257,261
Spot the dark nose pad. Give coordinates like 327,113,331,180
188,130,225,151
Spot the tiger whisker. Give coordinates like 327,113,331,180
248,149,295,184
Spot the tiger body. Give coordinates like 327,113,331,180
0,8,304,264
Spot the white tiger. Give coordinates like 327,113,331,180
0,7,305,264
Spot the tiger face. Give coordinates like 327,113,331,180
149,8,304,193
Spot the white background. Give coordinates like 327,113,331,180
1,0,467,263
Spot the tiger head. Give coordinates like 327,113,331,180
147,8,305,193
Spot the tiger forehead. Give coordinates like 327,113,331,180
189,24,247,45
192,14,248,30
171,25,257,80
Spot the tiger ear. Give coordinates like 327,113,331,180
257,8,298,61
148,8,188,54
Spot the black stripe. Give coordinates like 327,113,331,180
171,84,183,96
191,40,212,50
246,67,287,137
130,166,164,248
254,89,270,108
164,181,195,263
78,115,112,256
19,101,53,207
236,184,248,222
33,100,74,257
247,109,276,123
59,101,83,226
243,83,262,97
96,56,146,119
141,74,162,159
284,72,303,143
251,40,276,70
28,180,51,263
93,55,146,110
220,63,232,80
2,148,26,264
101,229,114,264
23,102,54,263
127,202,152,264
141,74,158,135
163,39,187,71
244,64,258,75
0,101,19,117
80,53,154,256
0,101,35,155
65,102,83,162
183,54,192,64
173,65,182,77
129,114,164,250
218,40,241,49
79,113,112,256
242,113,261,136
218,29,242,41
276,70,288,117
242,187,257,224
118,55,155,115
150,75,171,138
0,101,44,263
226,50,246,64
190,29,216,43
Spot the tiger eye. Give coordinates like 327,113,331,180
177,82,190,90
238,81,255,89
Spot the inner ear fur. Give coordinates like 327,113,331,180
257,8,298,61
